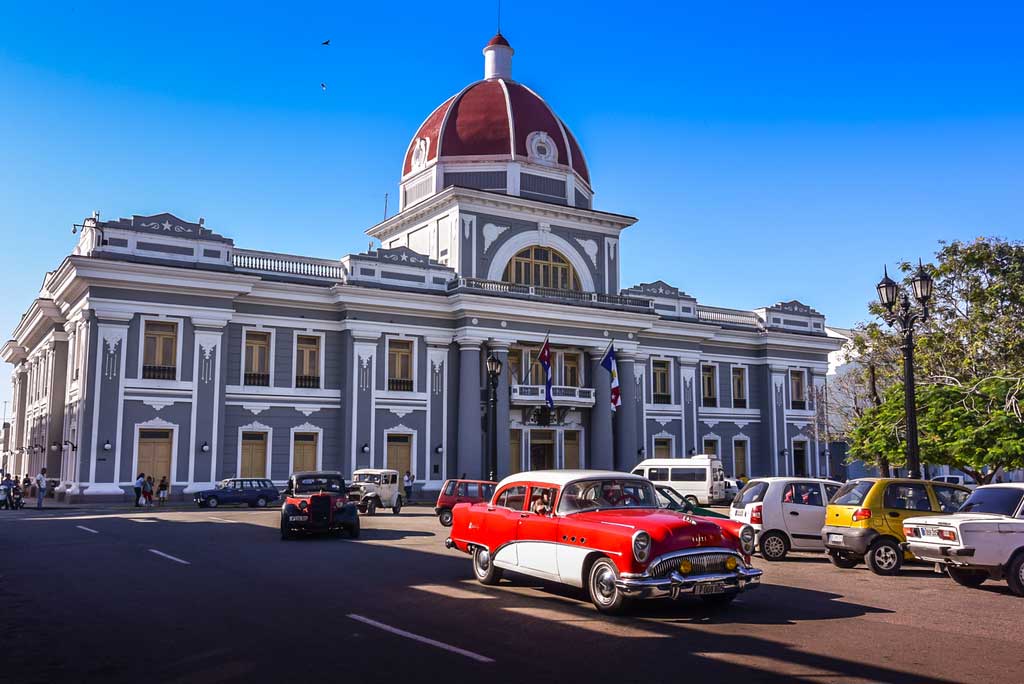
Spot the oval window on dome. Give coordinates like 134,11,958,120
527,131,557,164
502,246,581,291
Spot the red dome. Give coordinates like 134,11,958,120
402,78,590,185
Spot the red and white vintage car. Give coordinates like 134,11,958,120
446,470,762,613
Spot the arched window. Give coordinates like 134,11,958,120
502,246,582,291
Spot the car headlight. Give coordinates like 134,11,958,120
725,556,739,571
632,530,652,563
739,524,756,555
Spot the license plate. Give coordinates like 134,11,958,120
695,582,726,595
289,515,307,522
922,527,939,537
828,533,844,545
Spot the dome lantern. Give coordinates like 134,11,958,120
483,33,514,80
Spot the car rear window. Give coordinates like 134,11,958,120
671,467,705,482
884,483,931,511
832,480,874,506
933,485,970,513
734,480,769,506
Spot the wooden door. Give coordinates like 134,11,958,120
529,430,554,470
241,432,267,478
386,434,412,477
137,430,172,487
293,432,318,473
654,438,671,459
734,441,748,480
563,431,580,469
509,429,522,474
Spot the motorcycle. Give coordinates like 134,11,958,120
9,485,24,510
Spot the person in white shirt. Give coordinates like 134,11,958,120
403,471,413,502
134,473,145,507
35,468,47,509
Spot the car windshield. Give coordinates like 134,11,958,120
958,487,1024,516
656,485,687,510
832,480,874,506
558,478,659,514
294,476,344,494
353,473,381,484
733,480,768,507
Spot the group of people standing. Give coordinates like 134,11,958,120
133,473,169,507
0,468,48,509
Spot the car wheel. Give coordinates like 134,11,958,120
439,509,453,527
207,496,219,509
685,495,700,507
392,497,402,515
366,499,377,516
256,497,268,508
1005,552,1024,597
347,518,361,539
865,538,903,575
472,546,503,586
699,592,738,607
759,531,789,561
280,520,293,541
827,549,859,569
588,557,628,614
947,566,987,588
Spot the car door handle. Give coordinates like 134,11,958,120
789,511,799,516
520,512,530,518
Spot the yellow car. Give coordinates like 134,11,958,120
821,478,970,575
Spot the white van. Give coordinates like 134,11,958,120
632,456,726,505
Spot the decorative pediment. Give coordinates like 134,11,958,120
768,300,821,316
624,280,693,300
371,246,438,268
99,213,232,244
138,416,177,429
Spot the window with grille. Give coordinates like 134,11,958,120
244,331,271,386
732,367,747,409
790,370,807,410
295,335,321,388
388,339,413,391
508,349,522,384
502,246,582,291
563,353,580,387
701,364,717,407
143,321,177,379
652,360,671,404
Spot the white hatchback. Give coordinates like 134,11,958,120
730,477,843,561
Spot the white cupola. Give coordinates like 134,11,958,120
482,33,514,80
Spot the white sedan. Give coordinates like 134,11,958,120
903,483,1024,595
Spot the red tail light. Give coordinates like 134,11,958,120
751,504,763,525
852,508,871,522
938,529,958,542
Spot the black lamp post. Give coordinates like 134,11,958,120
876,261,934,479
485,354,503,481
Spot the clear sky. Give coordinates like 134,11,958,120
1,1,1022,414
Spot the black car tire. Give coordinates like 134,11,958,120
588,557,628,615
255,496,268,508
699,591,739,607
827,549,859,569
366,499,377,516
439,509,453,527
347,518,361,539
207,496,219,509
473,546,503,586
392,497,402,515
280,520,293,541
1005,552,1024,597
759,531,789,561
685,495,700,507
947,567,987,588
865,538,903,575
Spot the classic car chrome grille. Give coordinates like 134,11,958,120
648,551,734,579
310,496,331,525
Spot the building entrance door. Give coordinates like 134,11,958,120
529,430,554,470
241,432,267,478
793,441,808,477
654,438,671,459
734,440,748,480
386,434,412,477
138,430,172,487
293,432,318,472
509,429,522,474
563,431,580,469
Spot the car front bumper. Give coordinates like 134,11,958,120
821,525,878,556
615,549,762,599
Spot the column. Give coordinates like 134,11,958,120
85,316,130,496
812,371,827,478
614,352,637,471
679,361,697,456
456,339,483,479
769,365,788,477
489,340,511,478
186,325,225,491
588,349,613,470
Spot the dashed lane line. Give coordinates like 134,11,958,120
209,517,239,523
347,614,494,663
76,525,99,534
148,549,191,565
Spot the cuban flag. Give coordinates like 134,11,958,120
538,336,554,407
601,345,622,411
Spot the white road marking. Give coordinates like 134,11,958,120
76,525,99,534
130,519,158,523
209,517,238,523
412,584,495,600
148,549,191,565
347,614,494,663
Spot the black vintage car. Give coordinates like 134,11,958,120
280,471,360,540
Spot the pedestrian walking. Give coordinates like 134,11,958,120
35,468,47,509
143,476,154,507
134,473,145,507
1,471,14,510
157,476,168,505
403,470,413,502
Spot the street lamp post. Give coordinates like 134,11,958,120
485,354,503,482
875,261,934,479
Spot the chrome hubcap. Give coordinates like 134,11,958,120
764,537,785,558
593,566,617,604
875,546,898,569
475,549,490,574
1018,564,1024,584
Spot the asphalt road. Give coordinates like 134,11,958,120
1,504,1020,684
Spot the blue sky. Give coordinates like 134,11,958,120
1,1,1022,412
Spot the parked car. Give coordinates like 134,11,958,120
445,470,761,614
435,478,496,526
822,477,970,575
280,471,360,540
729,477,843,561
348,469,404,515
632,456,726,505
903,484,1024,594
194,478,280,508
931,474,978,490
655,484,729,519
723,478,743,501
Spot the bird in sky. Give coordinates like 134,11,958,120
321,39,330,46
320,82,327,91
